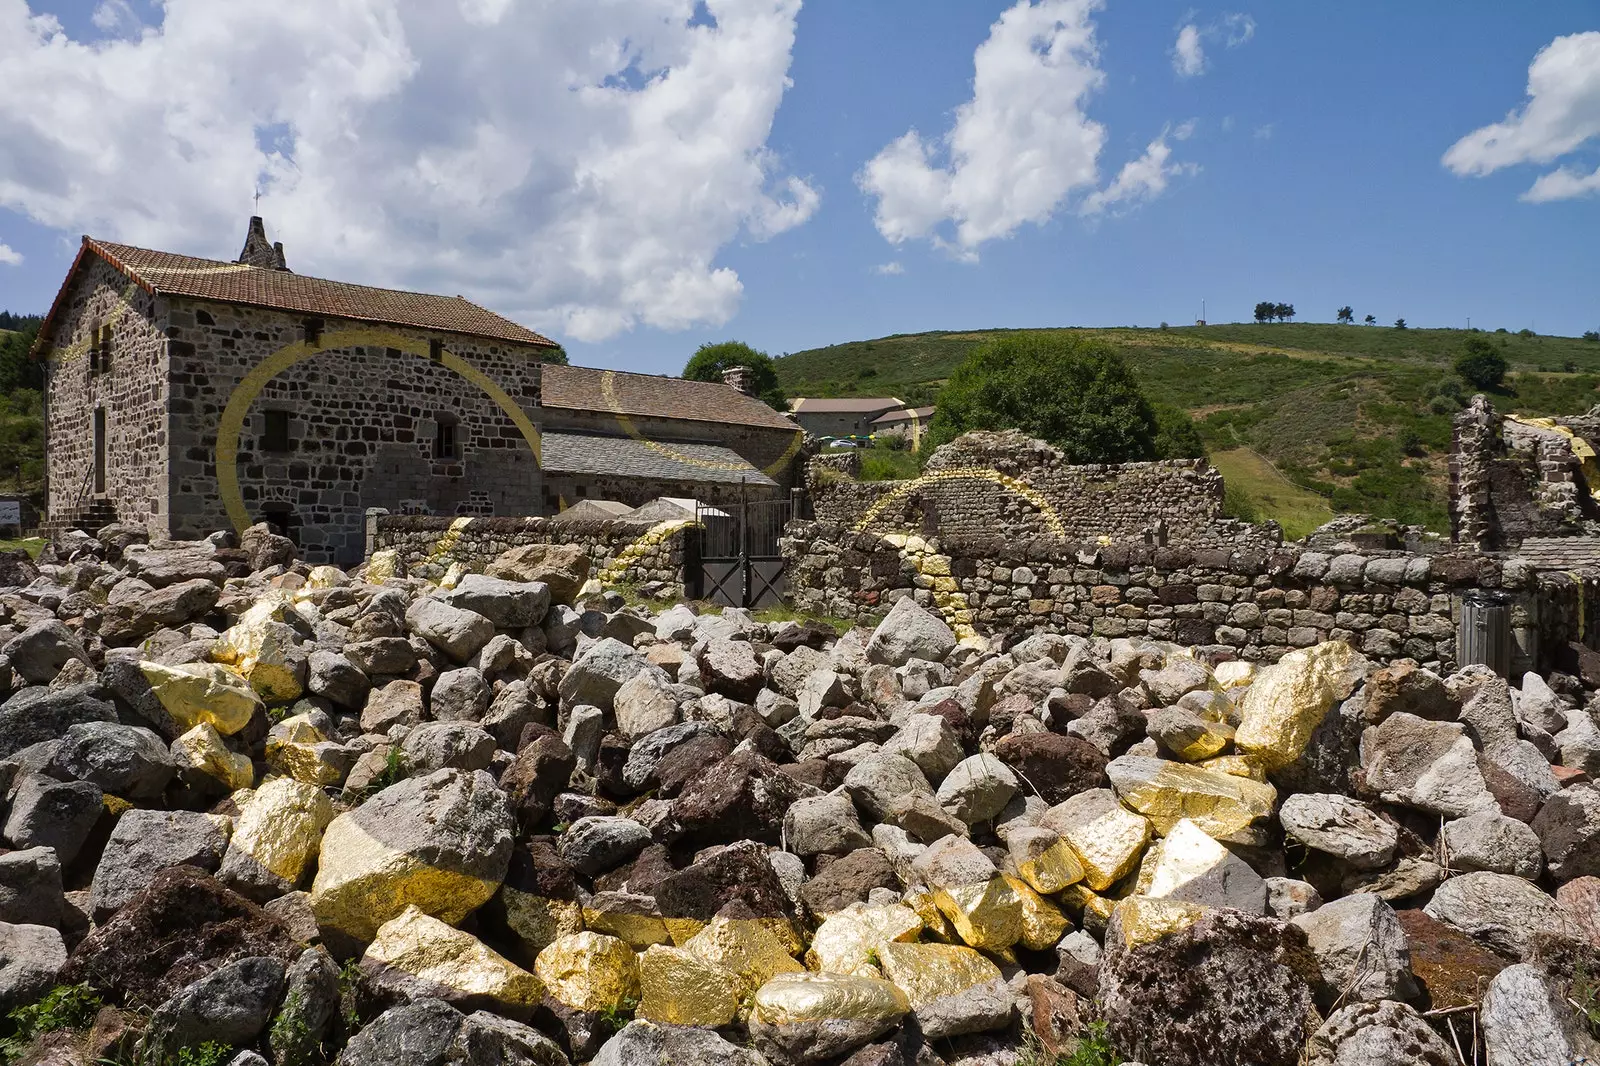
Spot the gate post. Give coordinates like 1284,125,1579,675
739,477,750,608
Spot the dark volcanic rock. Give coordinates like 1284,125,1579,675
801,849,901,918
992,731,1106,804
653,841,794,922
672,748,819,847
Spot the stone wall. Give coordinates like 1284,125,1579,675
370,513,688,595
782,520,1591,675
1450,395,1600,549
808,429,1268,548
42,255,171,534
164,299,547,563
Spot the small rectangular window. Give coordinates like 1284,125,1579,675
263,410,292,453
429,338,443,362
303,319,324,347
434,412,459,459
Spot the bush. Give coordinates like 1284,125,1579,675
1518,328,1536,338
920,333,1158,463
1584,330,1599,342
1222,482,1261,523
1152,404,1205,460
682,341,787,411
1454,337,1508,389
1,984,104,1062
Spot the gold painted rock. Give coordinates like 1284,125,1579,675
533,932,639,1013
581,892,674,949
684,915,804,994
1059,883,1116,928
749,972,910,1062
1105,755,1277,838
172,723,254,791
140,660,262,735
876,941,1000,1006
636,944,744,1026
806,902,924,977
1199,753,1269,781
218,777,334,900
1005,826,1086,895
214,600,304,702
1041,788,1152,891
1235,640,1364,769
1004,875,1072,950
264,716,351,788
1110,894,1206,949
933,877,1023,954
903,889,958,943
502,889,585,958
362,906,541,1014
1144,818,1268,914
364,550,401,583
310,768,513,943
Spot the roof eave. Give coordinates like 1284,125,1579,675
32,238,157,359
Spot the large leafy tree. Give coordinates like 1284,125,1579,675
1454,336,1508,389
1274,302,1296,322
1254,301,1275,324
921,333,1159,462
682,340,787,411
1336,306,1354,324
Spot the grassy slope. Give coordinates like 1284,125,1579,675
775,324,1600,532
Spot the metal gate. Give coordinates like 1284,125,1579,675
691,492,792,608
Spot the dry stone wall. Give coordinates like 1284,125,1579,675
370,513,687,593
782,520,1593,675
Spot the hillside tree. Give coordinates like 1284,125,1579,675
1274,303,1296,322
1336,306,1354,324
921,333,1159,463
682,340,787,411
1454,336,1508,389
1364,314,1377,325
1394,318,1408,330
1254,302,1275,324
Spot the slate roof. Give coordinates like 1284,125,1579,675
38,236,558,351
541,365,799,432
541,431,778,487
1512,536,1600,570
789,397,905,413
872,405,936,425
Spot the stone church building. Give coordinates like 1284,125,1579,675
34,219,801,562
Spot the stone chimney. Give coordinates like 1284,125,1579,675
721,364,755,396
237,216,290,271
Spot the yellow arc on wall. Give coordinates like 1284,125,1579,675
850,467,1067,539
215,328,544,537
599,370,804,479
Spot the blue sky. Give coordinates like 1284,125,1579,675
1,1,1596,374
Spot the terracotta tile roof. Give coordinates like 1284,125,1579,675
70,237,558,349
542,431,778,487
789,397,905,414
541,364,800,432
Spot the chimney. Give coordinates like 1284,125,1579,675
237,216,290,271
721,364,755,396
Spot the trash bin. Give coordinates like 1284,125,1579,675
1458,590,1512,677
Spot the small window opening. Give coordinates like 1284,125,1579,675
303,319,324,347
429,338,444,362
90,325,111,375
263,410,292,453
261,503,299,546
435,412,459,460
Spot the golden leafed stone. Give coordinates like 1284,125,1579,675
1212,660,1256,690
637,944,744,1027
213,596,303,701
932,877,1022,954
581,899,673,949
1045,791,1152,892
750,972,910,1027
903,890,956,942
1111,894,1206,950
1003,875,1072,951
806,903,924,977
364,550,401,583
141,660,262,735
501,889,585,958
533,932,639,1013
172,723,254,791
304,565,348,591
310,815,502,943
1234,640,1363,769
1106,755,1277,838
364,906,541,1010
875,942,1000,1007
684,916,804,994
1012,835,1086,895
1143,818,1267,914
231,777,334,885
1058,883,1116,927
1198,754,1268,781
1165,716,1234,763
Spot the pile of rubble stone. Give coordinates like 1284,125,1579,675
2,522,1600,1066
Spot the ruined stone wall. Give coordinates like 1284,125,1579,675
165,300,547,564
42,256,170,534
541,406,803,491
1450,397,1600,549
370,514,688,595
784,520,1578,675
807,430,1258,548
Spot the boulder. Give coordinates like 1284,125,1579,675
1442,809,1544,879
992,732,1107,804
486,543,590,604
1360,712,1496,817
362,679,427,733
401,722,497,774
594,1020,768,1066
1145,819,1267,914
1105,754,1276,838
613,672,680,739
49,721,175,801
875,941,1010,1039
936,754,1018,825
1531,783,1600,883
140,661,263,736
1040,788,1152,891
801,849,901,918
218,778,336,903
360,906,541,1017
4,620,90,685
138,955,286,1066
310,768,514,943
1289,893,1415,1008
674,749,818,847
0,922,67,1009
439,575,551,629
500,734,575,829
698,638,765,703
749,972,910,1064
270,948,341,1066
307,651,370,710
557,817,651,877
557,638,653,712
99,578,220,642
0,847,63,926
785,793,873,857
62,866,299,1009
844,753,936,823
1278,793,1398,870
3,773,102,865
406,598,495,663
1423,871,1579,960
1234,641,1363,769
866,599,957,668
1481,963,1600,1066
90,809,229,921
0,684,117,759
1304,999,1456,1066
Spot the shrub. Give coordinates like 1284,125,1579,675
1454,337,1508,389
1584,330,1599,342
0,984,105,1063
1152,404,1205,460
682,340,787,411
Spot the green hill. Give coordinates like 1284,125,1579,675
775,323,1600,532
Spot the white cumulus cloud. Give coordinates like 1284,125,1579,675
1081,122,1198,216
1172,12,1254,78
1443,31,1600,202
0,242,20,266
857,0,1108,256
1173,24,1204,77
0,0,818,342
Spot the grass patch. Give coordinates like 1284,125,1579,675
1209,448,1333,540
858,439,920,482
0,537,44,559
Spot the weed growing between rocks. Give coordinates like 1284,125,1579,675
0,983,103,1063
